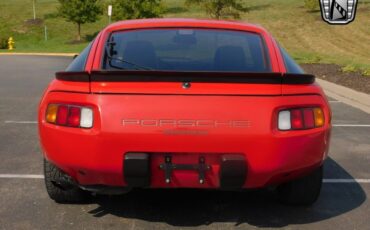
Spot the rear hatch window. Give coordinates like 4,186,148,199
102,29,271,72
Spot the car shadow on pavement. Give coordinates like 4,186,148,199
87,158,366,227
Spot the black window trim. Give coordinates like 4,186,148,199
65,41,94,72
278,43,305,74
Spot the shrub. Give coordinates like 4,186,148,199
185,0,248,19
341,64,357,73
362,69,370,76
111,0,164,21
0,38,8,49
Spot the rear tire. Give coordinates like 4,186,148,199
277,166,323,206
44,159,89,203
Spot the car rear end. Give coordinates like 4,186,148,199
38,19,331,204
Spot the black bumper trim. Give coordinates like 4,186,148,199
79,185,131,195
219,155,247,190
124,153,151,187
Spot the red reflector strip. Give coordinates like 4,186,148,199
291,109,304,129
67,107,81,127
56,105,68,125
303,109,315,129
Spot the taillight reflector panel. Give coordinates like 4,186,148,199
80,107,93,128
56,105,68,125
46,104,58,123
303,108,315,128
313,108,325,127
290,109,304,129
278,107,324,131
278,110,291,130
46,104,93,128
67,107,81,127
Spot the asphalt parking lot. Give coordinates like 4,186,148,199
0,55,369,229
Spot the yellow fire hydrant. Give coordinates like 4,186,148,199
8,37,15,50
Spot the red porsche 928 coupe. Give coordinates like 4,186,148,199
39,19,331,205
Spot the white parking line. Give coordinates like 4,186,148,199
328,100,341,103
323,179,370,183
0,174,369,183
4,121,38,124
0,174,44,179
332,124,370,127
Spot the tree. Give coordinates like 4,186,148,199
185,0,248,19
111,0,164,21
58,0,102,41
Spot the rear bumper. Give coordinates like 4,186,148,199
39,125,330,189
39,92,331,189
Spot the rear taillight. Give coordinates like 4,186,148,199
56,105,68,125
290,109,304,129
46,104,93,128
278,107,324,131
67,107,81,127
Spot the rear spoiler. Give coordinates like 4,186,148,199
56,70,315,85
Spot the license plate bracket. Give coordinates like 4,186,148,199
159,155,211,184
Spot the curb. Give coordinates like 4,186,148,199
0,52,77,57
317,78,370,114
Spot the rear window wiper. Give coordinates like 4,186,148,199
105,39,152,71
106,53,153,70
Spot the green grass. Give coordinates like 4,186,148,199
0,0,105,52
1,0,370,73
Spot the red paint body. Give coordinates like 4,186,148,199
38,19,331,189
